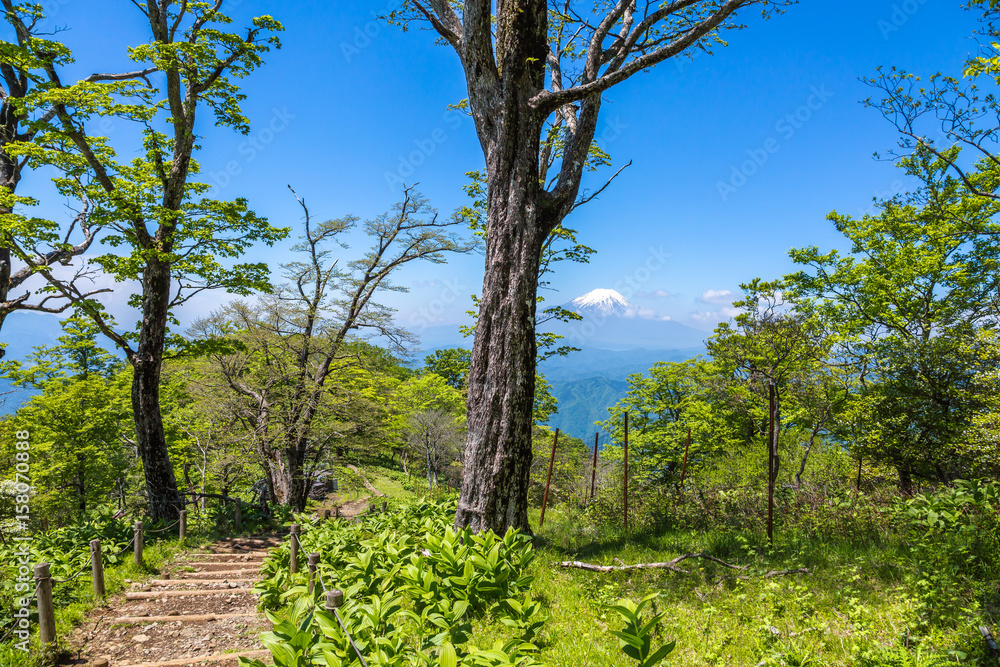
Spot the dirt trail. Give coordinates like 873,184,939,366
346,464,385,498
61,536,281,667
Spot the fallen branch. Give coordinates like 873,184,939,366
558,552,750,574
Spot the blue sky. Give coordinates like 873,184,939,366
0,0,986,360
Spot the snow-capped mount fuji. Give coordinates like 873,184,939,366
549,287,707,351
567,288,633,317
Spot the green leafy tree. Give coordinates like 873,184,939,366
0,317,131,523
599,358,749,487
193,187,470,510
0,0,139,342
707,281,828,488
391,373,467,488
786,150,1000,492
2,2,287,520
424,347,473,390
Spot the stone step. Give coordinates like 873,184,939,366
125,589,255,600
148,579,255,586
114,612,258,624
176,570,259,578
115,648,271,667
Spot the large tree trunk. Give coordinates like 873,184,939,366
455,0,557,534
456,150,545,533
132,258,182,522
272,442,309,511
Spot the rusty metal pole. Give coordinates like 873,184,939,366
767,383,775,545
539,429,560,527
679,427,691,494
624,412,629,531
589,432,599,502
856,456,863,496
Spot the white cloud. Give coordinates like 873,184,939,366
700,289,734,304
690,306,741,324
634,289,672,299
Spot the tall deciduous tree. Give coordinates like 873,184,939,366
786,151,1000,492
6,1,286,521
193,187,471,510
0,0,156,344
397,0,785,532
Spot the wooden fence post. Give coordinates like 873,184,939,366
289,524,300,574
34,562,56,646
325,589,344,611
90,539,105,600
234,499,242,532
539,428,559,527
381,500,387,513
134,521,144,567
308,553,320,595
179,510,187,541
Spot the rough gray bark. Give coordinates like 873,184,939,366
409,0,777,534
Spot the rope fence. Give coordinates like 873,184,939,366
1,491,244,658
287,499,391,667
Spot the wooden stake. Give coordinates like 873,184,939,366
624,412,629,531
35,562,56,646
91,539,106,600
856,456,863,496
590,432,599,502
179,510,187,541
134,521,144,567
234,499,242,532
307,553,320,595
289,524,300,574
539,428,560,527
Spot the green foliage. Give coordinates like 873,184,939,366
892,480,1000,630
424,348,472,390
248,500,547,666
786,149,1000,485
602,594,676,667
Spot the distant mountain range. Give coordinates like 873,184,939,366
416,288,708,440
1,290,710,436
